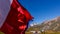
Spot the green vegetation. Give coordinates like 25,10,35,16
25,31,60,34
0,31,4,34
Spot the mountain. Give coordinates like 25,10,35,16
27,16,60,31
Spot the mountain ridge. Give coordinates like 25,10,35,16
27,16,60,31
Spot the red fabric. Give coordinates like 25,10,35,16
0,0,33,34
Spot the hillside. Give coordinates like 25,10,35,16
27,16,60,32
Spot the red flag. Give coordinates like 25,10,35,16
0,0,33,34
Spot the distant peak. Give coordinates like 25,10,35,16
56,16,60,19
54,16,60,21
43,16,60,24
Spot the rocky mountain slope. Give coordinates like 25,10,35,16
27,16,60,31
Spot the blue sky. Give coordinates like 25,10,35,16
18,0,60,24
